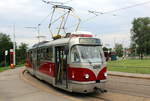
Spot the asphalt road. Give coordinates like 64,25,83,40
0,67,150,101
105,75,150,98
0,68,73,101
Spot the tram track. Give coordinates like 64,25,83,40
106,75,150,98
21,69,113,101
21,69,150,101
89,95,112,101
1,67,150,101
21,69,83,101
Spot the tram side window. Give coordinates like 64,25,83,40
27,52,30,60
29,51,33,62
37,49,40,59
26,52,29,58
40,49,44,59
33,50,36,59
46,47,53,61
71,46,80,62
43,48,47,59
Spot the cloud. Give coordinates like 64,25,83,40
97,32,131,48
0,0,149,48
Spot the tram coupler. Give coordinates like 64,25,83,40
94,87,107,93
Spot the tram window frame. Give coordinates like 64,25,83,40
39,48,44,60
71,45,80,63
70,45,103,63
33,50,36,59
37,49,39,58
43,48,47,59
45,48,49,60
29,50,33,62
40,48,43,59
26,52,29,58
45,46,53,61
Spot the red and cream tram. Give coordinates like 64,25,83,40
25,33,107,93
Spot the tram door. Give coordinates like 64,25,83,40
55,46,68,88
32,49,38,75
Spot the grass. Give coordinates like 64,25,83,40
0,63,25,72
1,59,150,74
0,66,10,72
107,59,150,74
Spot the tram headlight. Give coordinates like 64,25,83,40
104,72,107,77
84,74,90,79
72,72,75,79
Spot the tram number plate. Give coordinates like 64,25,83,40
93,65,101,69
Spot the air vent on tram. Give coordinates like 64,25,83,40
93,65,101,69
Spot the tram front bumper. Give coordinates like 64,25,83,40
69,80,107,93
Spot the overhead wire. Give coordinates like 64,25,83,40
42,0,73,5
63,0,73,4
38,11,53,25
67,0,150,30
84,0,150,22
103,0,150,14
41,0,150,34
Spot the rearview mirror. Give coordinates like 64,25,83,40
64,46,69,55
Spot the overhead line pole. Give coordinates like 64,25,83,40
37,24,41,42
13,24,16,66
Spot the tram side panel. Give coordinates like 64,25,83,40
25,46,68,87
25,51,34,75
35,46,56,85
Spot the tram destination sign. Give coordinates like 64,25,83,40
79,38,101,44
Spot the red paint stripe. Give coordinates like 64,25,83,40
68,67,95,82
25,58,32,68
26,59,107,81
68,67,107,82
38,62,55,77
97,67,107,80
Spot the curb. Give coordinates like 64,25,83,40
20,69,83,101
108,72,150,80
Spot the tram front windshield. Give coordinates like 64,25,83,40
71,45,103,63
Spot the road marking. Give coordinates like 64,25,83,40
20,69,83,101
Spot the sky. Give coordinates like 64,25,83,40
0,0,150,48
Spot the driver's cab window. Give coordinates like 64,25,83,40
71,46,80,62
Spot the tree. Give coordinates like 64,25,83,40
131,17,150,57
103,47,108,51
114,43,123,57
0,33,13,66
16,43,28,64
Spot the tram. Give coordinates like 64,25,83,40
25,32,107,93
25,3,107,93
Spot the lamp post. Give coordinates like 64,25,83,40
37,24,41,42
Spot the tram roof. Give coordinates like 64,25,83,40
30,38,71,49
29,37,101,50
